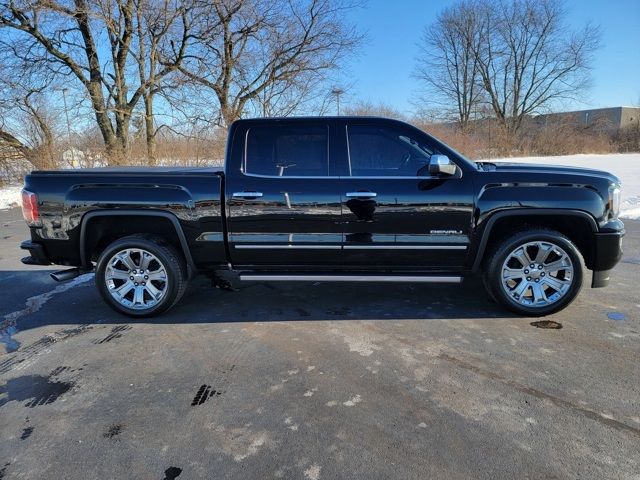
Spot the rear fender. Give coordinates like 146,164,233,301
79,210,196,275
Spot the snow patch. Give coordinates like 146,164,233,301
303,387,318,397
343,394,362,407
0,184,22,210
620,196,640,220
303,464,321,480
332,326,385,357
232,433,269,462
210,425,273,463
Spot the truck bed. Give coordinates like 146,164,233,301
23,168,227,268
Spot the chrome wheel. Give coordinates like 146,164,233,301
500,241,574,308
105,248,168,310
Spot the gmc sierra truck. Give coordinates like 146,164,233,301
19,117,624,317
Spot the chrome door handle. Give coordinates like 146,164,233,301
345,191,377,198
233,191,263,199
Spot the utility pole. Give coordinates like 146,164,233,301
61,88,76,165
331,87,345,115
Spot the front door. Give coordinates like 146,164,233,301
340,123,474,270
226,121,343,268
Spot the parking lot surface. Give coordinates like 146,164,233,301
1,207,639,479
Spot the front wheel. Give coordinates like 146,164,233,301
483,229,583,316
95,235,188,317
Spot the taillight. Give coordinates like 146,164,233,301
21,189,41,227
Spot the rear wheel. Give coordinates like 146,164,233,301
484,229,583,316
95,235,188,317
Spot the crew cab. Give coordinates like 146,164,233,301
20,117,624,317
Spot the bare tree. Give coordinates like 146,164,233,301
0,97,59,175
472,0,600,137
344,100,406,120
251,74,323,118
178,0,361,127
0,61,59,170
133,0,193,164
415,0,483,130
415,0,599,139
0,0,192,162
1,0,361,164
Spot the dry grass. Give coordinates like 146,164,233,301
417,117,631,159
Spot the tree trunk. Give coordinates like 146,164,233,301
114,109,131,164
219,98,240,128
144,93,156,166
39,122,56,170
85,82,121,162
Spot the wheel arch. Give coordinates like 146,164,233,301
79,210,196,275
471,209,598,272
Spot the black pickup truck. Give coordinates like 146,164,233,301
20,117,624,317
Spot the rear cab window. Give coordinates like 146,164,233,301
244,124,329,177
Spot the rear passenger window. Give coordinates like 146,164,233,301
245,125,329,176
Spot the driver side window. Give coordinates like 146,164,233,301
347,125,433,177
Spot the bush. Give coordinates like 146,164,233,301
612,124,640,153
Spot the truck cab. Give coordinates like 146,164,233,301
224,117,474,273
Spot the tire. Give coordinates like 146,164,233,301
483,229,583,316
95,235,188,317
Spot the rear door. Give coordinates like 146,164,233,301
225,120,343,268
339,121,474,270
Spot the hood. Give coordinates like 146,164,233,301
478,161,621,184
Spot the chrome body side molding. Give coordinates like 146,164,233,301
238,274,463,283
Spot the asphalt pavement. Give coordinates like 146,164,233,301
0,207,638,479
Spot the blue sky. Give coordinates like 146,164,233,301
342,0,640,115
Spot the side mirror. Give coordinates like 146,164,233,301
428,154,457,176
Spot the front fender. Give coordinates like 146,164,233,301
476,184,606,226
470,208,599,272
